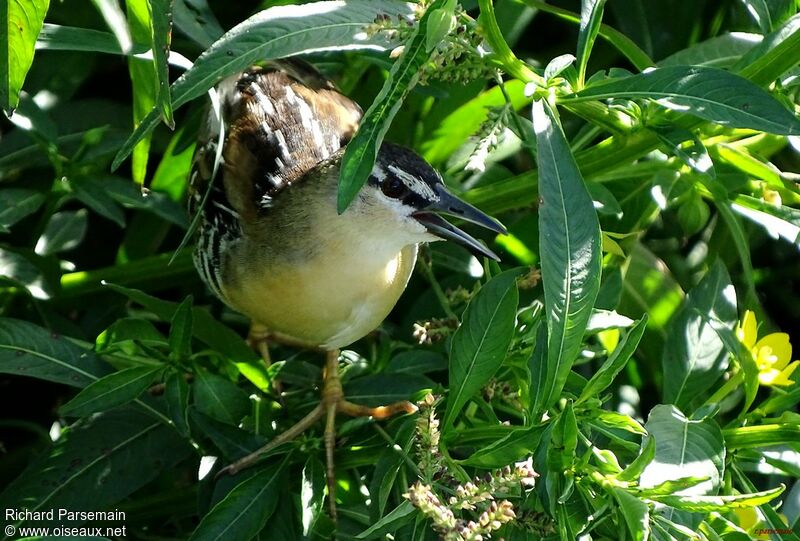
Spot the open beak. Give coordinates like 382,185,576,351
412,185,507,261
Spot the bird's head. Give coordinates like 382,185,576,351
351,142,506,260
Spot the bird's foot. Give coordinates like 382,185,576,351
217,349,418,521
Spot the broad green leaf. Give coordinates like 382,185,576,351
565,66,800,135
651,485,784,512
36,23,148,55
165,370,190,436
459,423,545,468
356,500,416,540
531,99,602,416
0,409,189,531
34,209,89,256
301,457,326,537
735,13,800,86
111,0,415,170
188,459,287,541
0,188,45,232
660,33,762,69
169,295,193,359
443,269,520,430
576,0,608,87
60,365,164,417
612,488,650,541
194,369,250,425
338,0,445,213
425,0,455,53
369,419,414,520
127,0,156,185
2,0,50,113
0,317,111,388
106,284,257,363
386,350,447,375
639,405,725,499
662,261,737,409
150,0,174,128
577,316,647,404
173,0,224,48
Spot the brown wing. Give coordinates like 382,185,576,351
188,59,362,299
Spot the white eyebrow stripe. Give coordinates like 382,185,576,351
387,165,439,201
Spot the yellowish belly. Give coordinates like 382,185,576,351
222,244,418,349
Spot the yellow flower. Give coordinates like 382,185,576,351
736,311,799,387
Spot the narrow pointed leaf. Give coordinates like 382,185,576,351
576,0,608,87
564,66,800,135
188,459,288,541
443,269,520,430
111,0,415,170
531,99,602,416
150,0,174,128
60,365,164,417
338,0,446,213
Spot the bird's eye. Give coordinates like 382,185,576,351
381,177,408,199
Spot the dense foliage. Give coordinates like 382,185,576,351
1,0,800,540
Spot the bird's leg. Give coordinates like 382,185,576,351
219,349,418,519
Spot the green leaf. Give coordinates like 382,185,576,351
337,0,445,213
425,0,455,53
35,23,148,55
34,209,89,255
188,459,288,541
0,188,45,232
662,261,737,409
188,408,267,461
443,269,520,430
576,0,608,87
301,457,326,537
90,0,132,53
735,13,800,86
2,0,51,113
60,365,164,417
0,409,189,531
459,423,545,468
356,500,416,540
650,485,784,512
660,32,761,69
106,284,257,363
611,488,650,541
96,317,166,351
344,373,432,407
421,80,530,166
194,369,250,425
640,405,725,499
578,316,647,404
165,370,190,436
565,66,800,135
126,0,156,185
169,295,193,359
150,0,174,128
0,317,112,388
739,0,776,33
71,177,126,227
654,127,716,178
617,436,656,482
112,0,415,171
530,99,602,416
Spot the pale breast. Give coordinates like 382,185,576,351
221,244,418,349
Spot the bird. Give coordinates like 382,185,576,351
188,59,506,517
